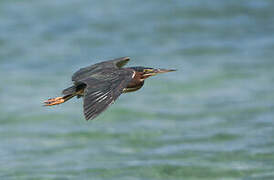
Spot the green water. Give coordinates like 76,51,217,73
1,0,274,179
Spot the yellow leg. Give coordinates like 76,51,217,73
44,96,65,106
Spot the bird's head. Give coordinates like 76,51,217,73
130,66,176,80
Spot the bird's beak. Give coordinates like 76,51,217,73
153,69,177,74
143,68,176,78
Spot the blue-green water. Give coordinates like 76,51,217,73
1,0,274,179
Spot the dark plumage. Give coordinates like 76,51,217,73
44,57,175,120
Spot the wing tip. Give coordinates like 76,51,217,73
84,113,97,121
85,116,91,121
83,105,98,121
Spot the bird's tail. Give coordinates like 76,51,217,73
43,94,75,106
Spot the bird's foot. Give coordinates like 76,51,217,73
44,97,65,106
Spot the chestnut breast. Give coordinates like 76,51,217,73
123,71,144,93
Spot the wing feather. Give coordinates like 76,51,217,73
72,57,130,82
79,69,134,120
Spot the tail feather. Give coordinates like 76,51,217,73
44,94,75,106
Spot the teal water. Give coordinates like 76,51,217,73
1,0,274,179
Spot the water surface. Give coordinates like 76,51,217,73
0,0,274,179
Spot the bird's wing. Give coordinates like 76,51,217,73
72,57,130,82
78,68,134,120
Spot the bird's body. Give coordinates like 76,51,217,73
44,57,175,120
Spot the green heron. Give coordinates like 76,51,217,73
44,57,176,120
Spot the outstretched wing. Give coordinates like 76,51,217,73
79,68,134,120
72,57,130,82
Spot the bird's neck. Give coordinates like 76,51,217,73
123,77,144,93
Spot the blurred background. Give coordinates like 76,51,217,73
0,0,274,179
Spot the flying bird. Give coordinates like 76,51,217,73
44,57,175,120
